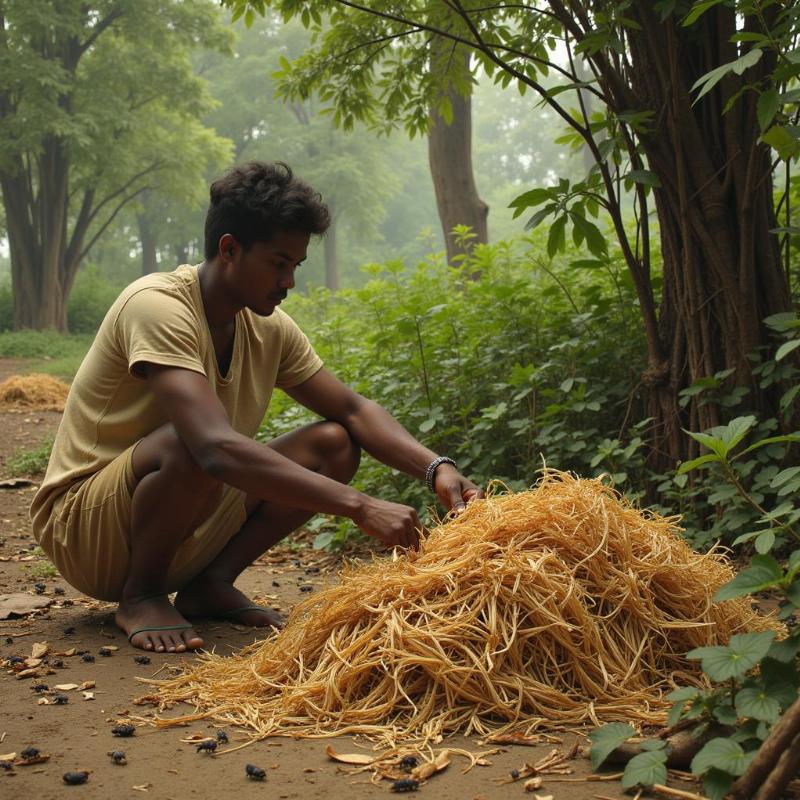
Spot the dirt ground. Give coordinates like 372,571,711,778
0,359,696,800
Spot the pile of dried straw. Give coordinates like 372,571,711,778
0,374,69,412
154,472,777,743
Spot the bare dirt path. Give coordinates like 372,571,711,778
0,360,643,800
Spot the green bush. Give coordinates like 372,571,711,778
260,235,649,543
67,265,122,334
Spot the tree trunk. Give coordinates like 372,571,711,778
138,213,159,275
428,45,488,266
0,138,81,331
596,4,792,469
324,205,338,291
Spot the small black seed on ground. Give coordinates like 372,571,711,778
134,655,150,665
63,771,89,785
111,724,135,737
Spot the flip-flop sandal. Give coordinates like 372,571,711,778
127,624,194,644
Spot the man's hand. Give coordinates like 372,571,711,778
351,496,425,549
434,464,484,513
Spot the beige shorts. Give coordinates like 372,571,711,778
38,443,248,601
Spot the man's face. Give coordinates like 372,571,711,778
231,229,310,316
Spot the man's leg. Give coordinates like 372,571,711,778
114,424,224,653
174,420,360,627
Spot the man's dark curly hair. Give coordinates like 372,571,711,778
203,161,330,259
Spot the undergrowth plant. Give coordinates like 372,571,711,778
258,235,649,547
590,315,800,799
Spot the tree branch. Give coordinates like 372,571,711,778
78,3,125,56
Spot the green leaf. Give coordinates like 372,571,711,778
714,556,783,602
738,433,800,458
677,453,721,475
588,722,635,770
419,418,436,433
735,687,781,723
776,339,800,361
767,633,800,664
547,215,568,258
623,169,662,188
687,631,775,681
762,125,800,161
621,749,668,789
691,738,756,777
682,0,726,27
714,704,739,725
703,768,734,800
757,90,780,132
755,531,776,554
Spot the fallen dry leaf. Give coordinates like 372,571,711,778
30,642,48,659
82,692,95,701
53,648,76,657
132,783,151,791
179,732,214,743
0,593,52,619
325,744,375,765
0,752,16,761
79,681,95,691
412,749,450,781
533,795,553,800
23,657,43,668
524,777,543,791
54,683,80,691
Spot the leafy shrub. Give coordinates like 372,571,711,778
259,235,648,544
67,265,122,334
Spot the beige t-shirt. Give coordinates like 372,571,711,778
30,264,322,534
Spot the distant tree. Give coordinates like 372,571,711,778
200,14,402,289
225,0,797,469
0,0,232,330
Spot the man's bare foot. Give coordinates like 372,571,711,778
115,595,204,653
175,576,284,629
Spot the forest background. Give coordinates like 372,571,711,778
1,2,800,795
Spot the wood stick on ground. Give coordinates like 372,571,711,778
752,730,800,800
730,696,800,799
651,785,709,800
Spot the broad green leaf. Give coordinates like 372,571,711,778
623,169,662,188
691,738,755,777
588,722,635,770
703,768,734,800
757,90,780,132
768,634,800,664
738,433,800,458
762,125,800,160
713,555,783,602
621,749,668,789
776,339,800,361
687,631,775,681
755,530,776,554
713,704,739,725
735,687,781,723
509,187,554,210
682,0,726,26
677,453,721,474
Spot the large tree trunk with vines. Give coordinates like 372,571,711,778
428,45,488,266
574,2,792,470
0,136,85,331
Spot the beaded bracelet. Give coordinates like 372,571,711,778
425,456,457,492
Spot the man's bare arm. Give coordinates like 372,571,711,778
143,364,422,547
285,368,482,511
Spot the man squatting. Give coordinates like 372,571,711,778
30,161,482,653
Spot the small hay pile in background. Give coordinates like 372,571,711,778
154,472,778,743
0,374,69,412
